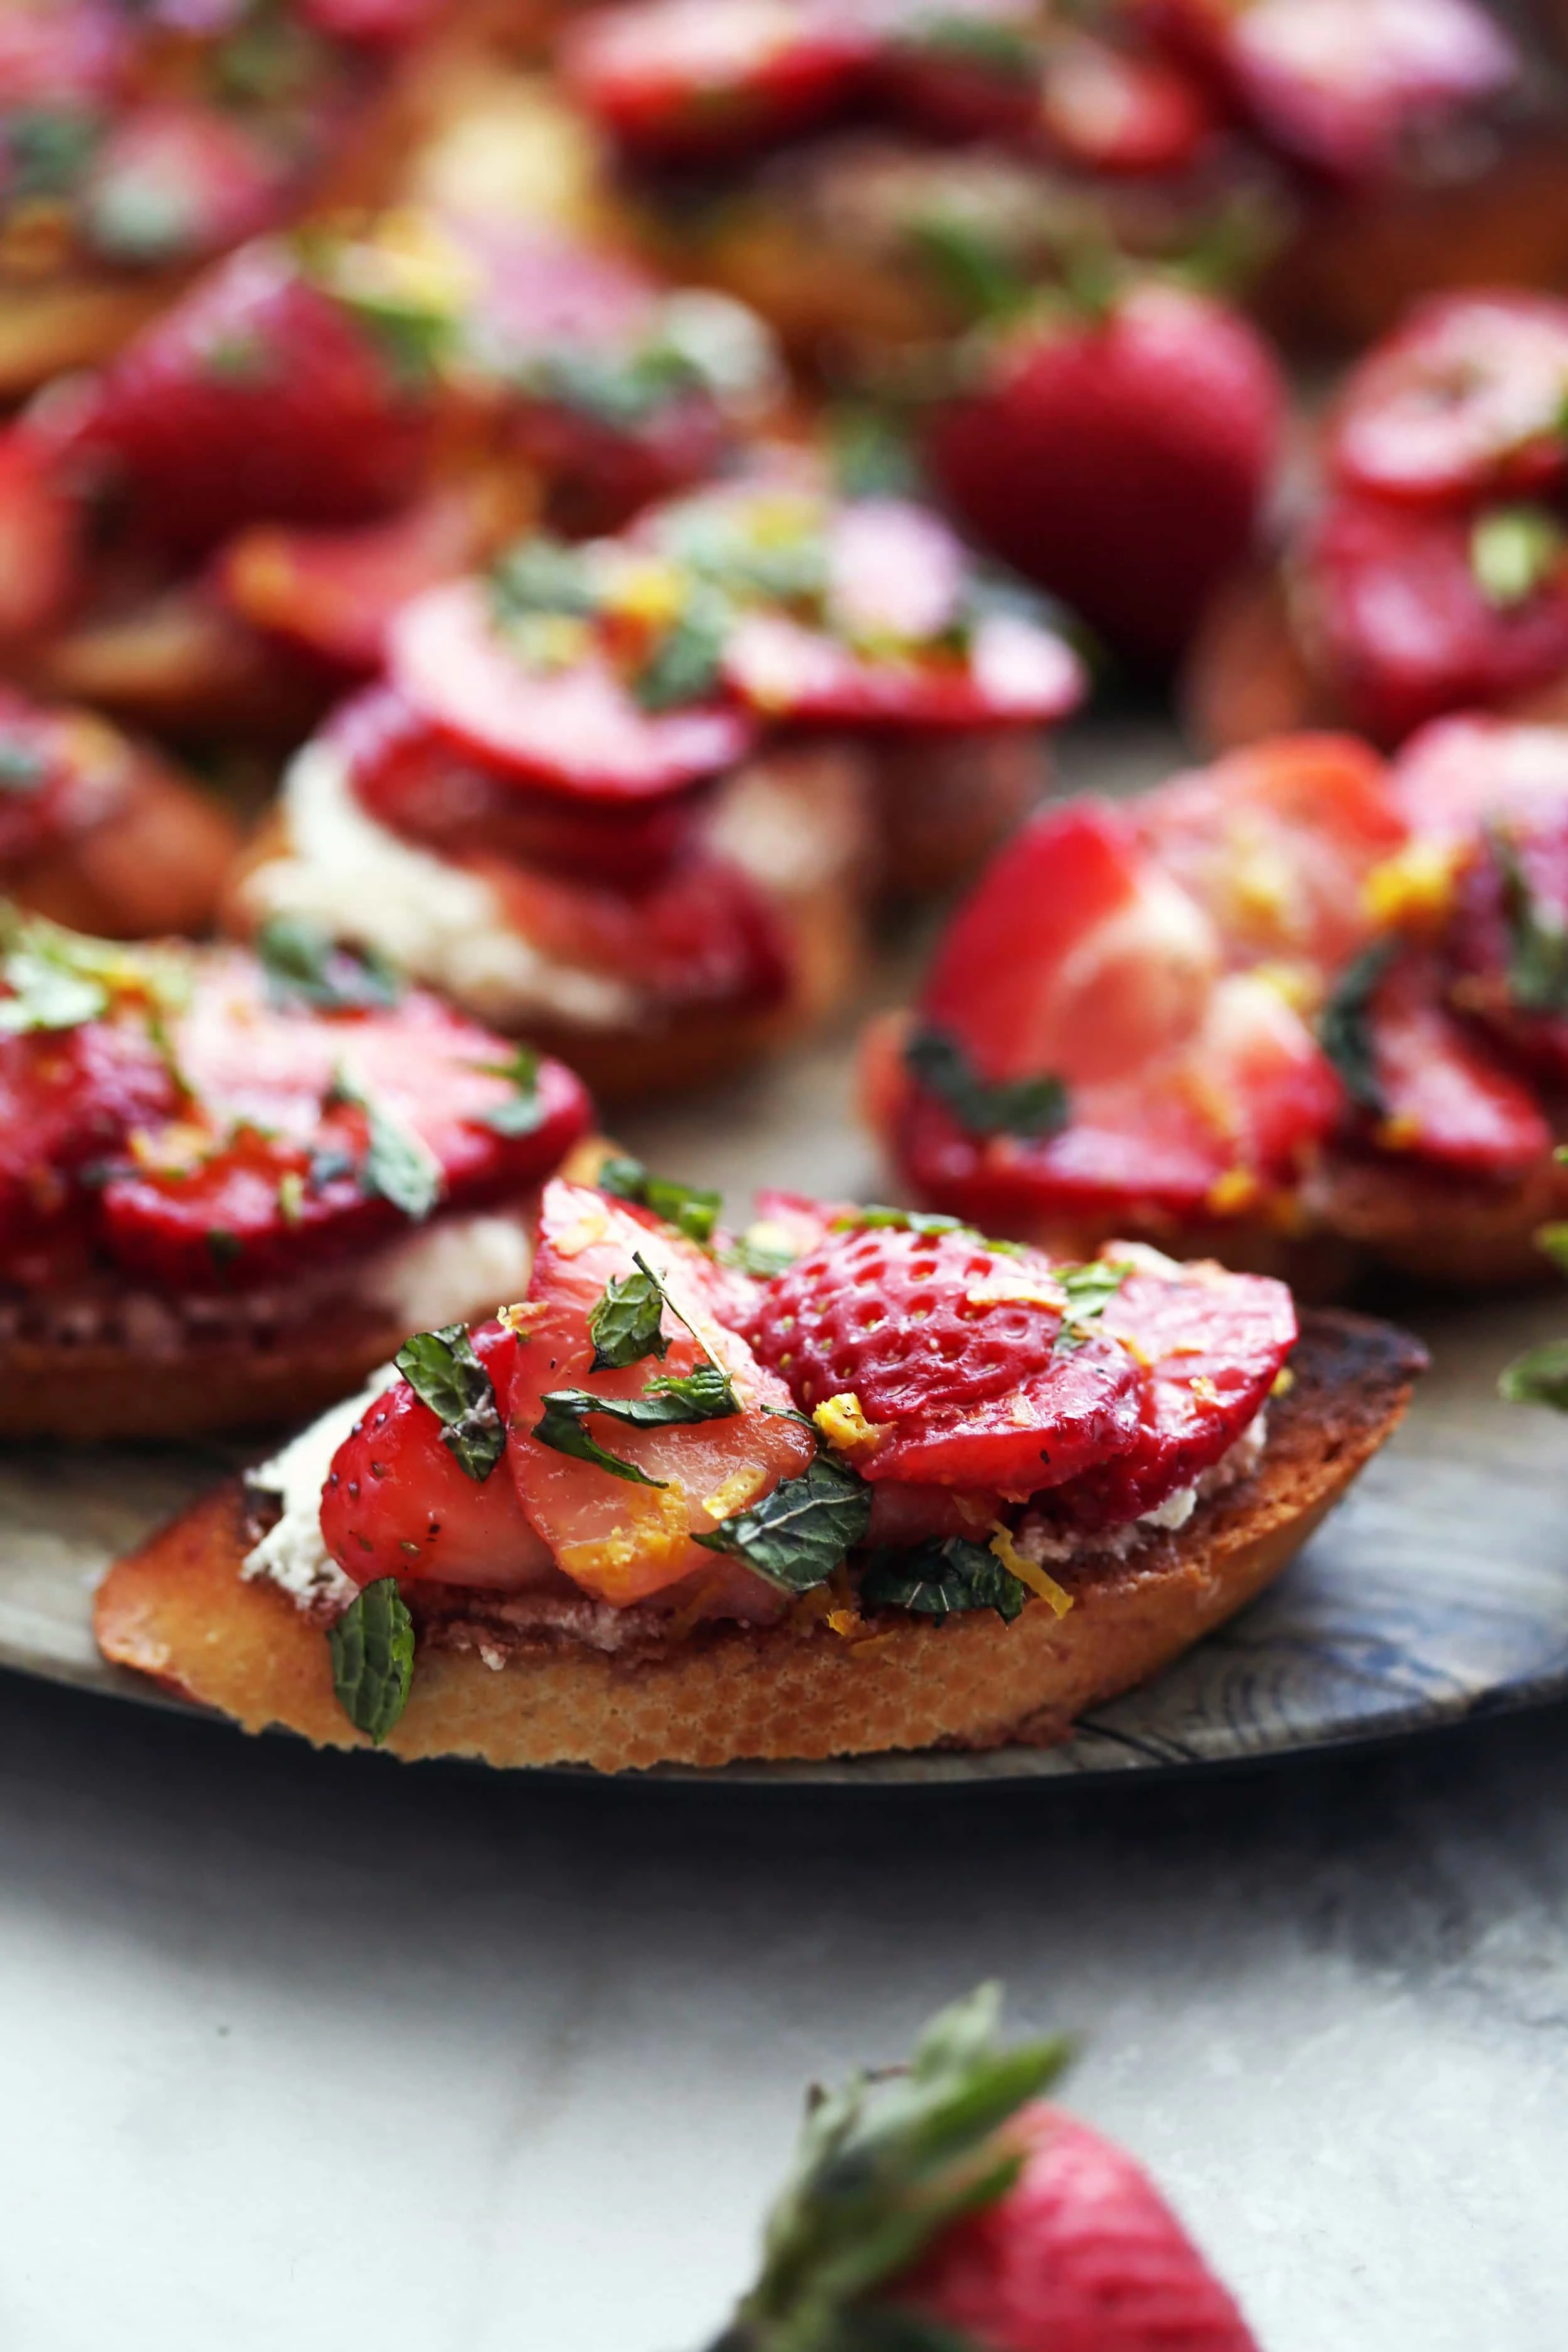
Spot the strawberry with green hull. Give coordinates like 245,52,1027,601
870,726,1568,1288
0,909,592,1438
1189,292,1568,755
704,1983,1256,2352
93,1162,1425,1769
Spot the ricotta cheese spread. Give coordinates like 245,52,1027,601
241,1369,391,1610
244,739,640,1030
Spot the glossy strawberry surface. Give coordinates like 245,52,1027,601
889,2101,1258,2352
753,1220,1142,1491
321,1323,554,1590
75,240,435,557
930,284,1285,665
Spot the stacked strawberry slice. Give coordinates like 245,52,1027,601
880,724,1568,1241
1261,292,1568,745
314,1168,1294,1642
0,914,590,1295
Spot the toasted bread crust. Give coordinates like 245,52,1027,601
93,1311,1424,1771
6,755,240,941
0,1308,420,1443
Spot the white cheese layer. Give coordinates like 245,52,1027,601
241,1369,391,1610
358,1207,534,1335
243,739,638,1030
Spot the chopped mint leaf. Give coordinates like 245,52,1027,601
707,1983,1069,2352
907,15,1036,78
695,1451,871,1592
1054,1259,1131,1355
0,948,107,1034
541,1364,740,1438
599,1156,723,1244
257,916,403,1013
4,108,99,203
395,1323,507,1481
332,1067,445,1222
829,405,924,501
1493,827,1568,1014
490,536,599,624
531,1392,668,1488
0,736,49,794
1538,1224,1568,1278
906,213,1029,324
588,1265,672,1371
472,1044,544,1138
633,589,728,711
1317,941,1392,1118
1500,1338,1568,1411
1471,506,1567,610
904,1026,1069,1142
860,1537,1027,1623
329,1578,415,1745
206,1229,243,1270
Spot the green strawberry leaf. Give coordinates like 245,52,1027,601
708,1984,1070,2352
1500,1339,1568,1410
860,1538,1027,1624
394,1323,507,1481
904,1026,1069,1142
328,1578,415,1745
695,1451,871,1592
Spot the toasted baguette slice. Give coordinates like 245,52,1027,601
95,1310,1423,1772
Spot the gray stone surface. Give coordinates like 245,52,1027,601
3,1667,1567,2350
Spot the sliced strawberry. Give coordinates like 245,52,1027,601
80,103,286,272
504,1179,815,1606
216,490,494,681
1137,733,1407,973
1046,1256,1295,1528
76,239,434,557
721,499,1084,728
302,0,443,41
339,686,704,886
0,425,82,647
1299,494,1568,745
1392,711,1568,845
93,953,591,1291
390,580,756,802
889,2100,1258,2352
900,802,1339,1224
1039,33,1217,177
479,844,793,1019
0,1014,176,1283
1361,948,1551,1179
559,0,874,165
0,2,127,114
753,1221,1140,1491
1142,0,1517,187
320,1323,555,1591
1328,293,1568,511
875,0,1044,144
929,283,1285,665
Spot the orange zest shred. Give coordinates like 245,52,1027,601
990,1523,1073,1618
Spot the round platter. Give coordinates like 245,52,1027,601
4,723,1567,1783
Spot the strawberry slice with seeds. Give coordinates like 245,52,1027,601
753,1219,1140,1491
390,580,756,802
1044,1254,1295,1528
504,1179,815,1607
1328,292,1568,510
1357,947,1552,1178
321,1323,555,1591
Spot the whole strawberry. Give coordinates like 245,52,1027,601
928,283,1285,666
706,1984,1257,2352
73,239,438,557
